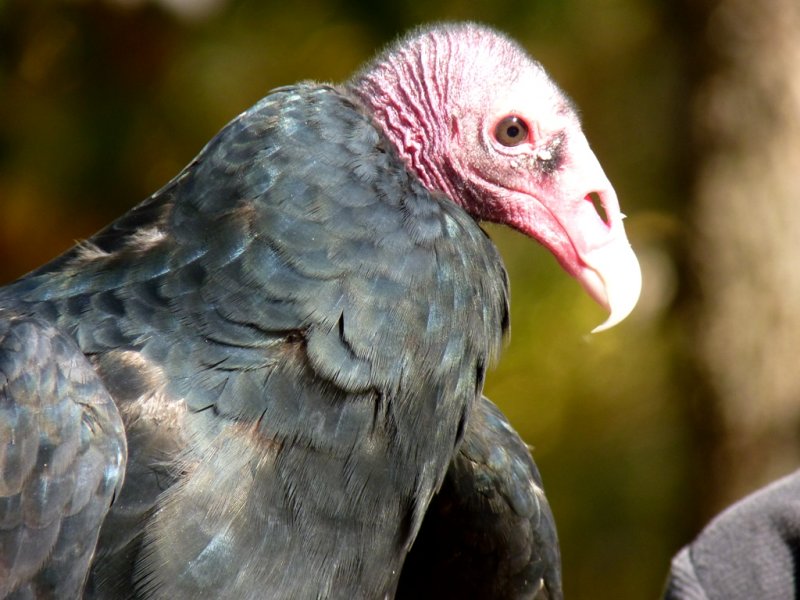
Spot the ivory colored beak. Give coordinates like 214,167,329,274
577,235,642,333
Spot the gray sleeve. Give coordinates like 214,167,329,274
663,469,800,600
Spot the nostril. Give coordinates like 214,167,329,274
587,192,610,226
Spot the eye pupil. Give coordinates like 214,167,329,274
495,116,528,146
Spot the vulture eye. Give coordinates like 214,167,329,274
494,116,529,147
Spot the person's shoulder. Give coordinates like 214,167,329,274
663,469,800,600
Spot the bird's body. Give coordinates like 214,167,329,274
0,23,639,599
397,396,560,599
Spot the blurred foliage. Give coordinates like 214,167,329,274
0,1,696,598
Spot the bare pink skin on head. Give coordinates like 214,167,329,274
350,23,641,331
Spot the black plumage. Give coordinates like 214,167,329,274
397,396,562,599
0,315,126,598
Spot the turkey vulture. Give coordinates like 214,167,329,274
0,22,640,599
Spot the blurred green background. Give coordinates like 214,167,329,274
2,1,797,598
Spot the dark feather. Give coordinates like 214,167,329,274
1,83,512,598
0,312,125,598
397,396,562,600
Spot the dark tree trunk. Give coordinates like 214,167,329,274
685,0,800,515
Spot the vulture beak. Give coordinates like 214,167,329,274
507,129,642,332
562,134,641,333
577,231,642,333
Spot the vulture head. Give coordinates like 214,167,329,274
351,23,641,332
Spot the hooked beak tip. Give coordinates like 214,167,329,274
577,239,642,333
